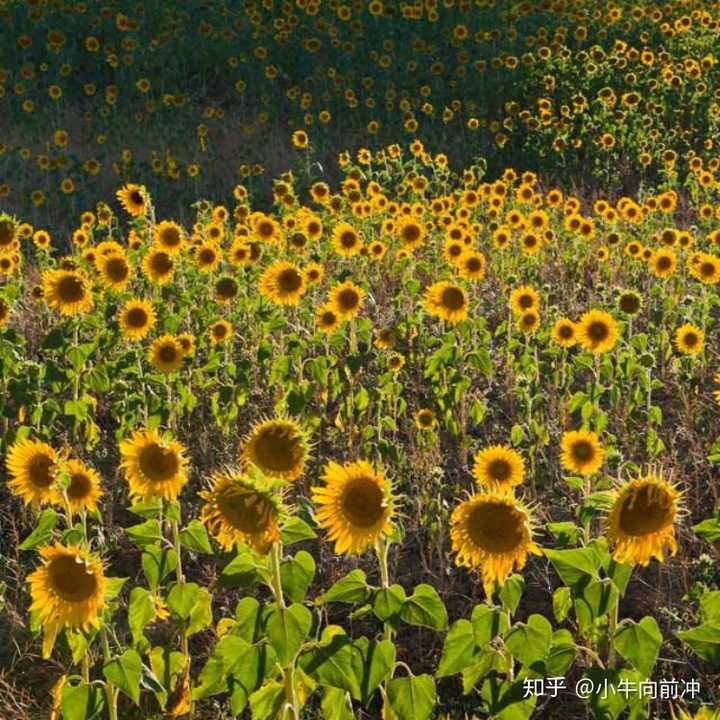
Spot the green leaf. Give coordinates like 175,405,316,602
321,687,354,720
317,569,370,604
128,587,155,646
613,617,662,677
264,603,312,665
178,520,213,554
547,521,581,547
142,546,177,589
220,547,260,588
249,680,285,720
126,519,162,548
167,582,201,621
149,646,186,710
544,544,603,586
280,550,316,603
574,579,619,633
552,587,572,623
676,623,720,665
480,676,537,720
187,586,213,635
498,575,524,614
301,630,360,697
103,649,142,704
60,681,105,720
280,516,317,545
700,590,720,624
437,619,476,677
386,673,436,720
694,516,720,543
19,508,56,550
504,614,552,667
373,584,406,621
352,637,395,704
104,577,128,601
399,584,448,630
471,604,510,646
545,629,577,677
234,597,262,643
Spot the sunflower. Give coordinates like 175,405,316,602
423,281,469,324
119,429,189,501
605,472,680,566
177,332,196,356
195,242,223,273
53,459,103,514
303,261,324,285
368,240,387,261
387,353,406,372
259,260,306,306
214,275,239,304
675,323,704,355
0,296,10,329
414,408,437,430
551,318,577,347
209,319,233,345
509,286,539,316
116,183,148,216
397,219,426,250
560,429,605,476
6,438,58,507
450,493,541,597
28,543,107,658
241,417,309,482
457,250,486,280
617,290,642,316
0,215,17,255
472,446,524,492
97,252,132,291
199,468,281,553
332,222,363,257
576,309,619,354
315,304,341,334
148,335,184,374
517,309,540,335
42,269,94,316
154,220,185,255
650,248,677,278
374,327,396,350
142,248,175,285
228,240,253,267
312,460,394,555
118,299,155,341
328,280,366,320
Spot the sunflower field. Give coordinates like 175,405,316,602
1,1,720,720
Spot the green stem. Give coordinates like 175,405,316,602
100,628,118,720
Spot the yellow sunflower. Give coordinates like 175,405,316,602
649,248,677,278
509,286,539,316
199,467,281,553
241,417,309,482
209,319,233,345
303,261,325,285
214,276,239,304
96,252,132,292
316,304,341,334
450,492,542,597
472,446,524,492
148,335,184,374
119,429,189,501
551,318,577,348
28,543,107,658
576,309,619,354
42,269,94,316
6,438,58,507
118,299,156,341
53,459,104,514
312,460,394,555
177,333,196,356
116,183,148,216
0,296,11,329
605,471,680,566
674,323,704,355
517,309,540,335
332,222,364,257
154,220,185,255
259,260,306,306
195,242,223,273
414,408,437,430
328,280,366,320
423,281,469,324
142,248,175,285
560,429,605,476
374,327,396,350
457,250,486,280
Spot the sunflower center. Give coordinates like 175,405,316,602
151,252,173,274
251,426,302,473
213,324,228,339
488,459,511,482
403,225,420,242
587,321,609,342
700,262,715,277
29,454,55,488
337,288,359,311
559,324,574,339
619,295,640,313
466,257,482,272
340,231,357,248
571,440,594,462
0,221,14,247
216,278,238,298
619,485,673,537
158,343,180,364
656,256,672,271
683,332,698,347
321,311,336,325
467,502,525,553
105,257,129,282
199,249,216,264
258,221,274,238
518,294,533,309
48,555,98,602
218,488,271,535
441,286,465,311
58,275,85,303
67,472,92,499
138,443,180,483
130,190,144,206
342,477,385,528
278,268,303,293
161,228,181,246
126,307,148,328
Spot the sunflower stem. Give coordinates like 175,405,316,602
100,627,118,720
270,541,286,609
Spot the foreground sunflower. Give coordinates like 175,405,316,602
148,335,184,374
6,438,58,507
119,429,189,501
675,323,704,355
312,460,394,555
97,252,132,292
576,309,619,354
605,471,680,566
28,543,107,658
241,417,309,482
328,280,366,320
42,269,94,316
199,467,281,553
560,429,605,476
259,260,306,306
450,492,541,597
116,183,148,216
118,298,156,341
142,248,175,285
472,446,524,492
423,281,469,324
54,459,104,514
331,222,364,257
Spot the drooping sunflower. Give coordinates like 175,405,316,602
450,492,542,597
674,323,704,355
472,446,525,492
142,248,175,285
423,281,469,324
116,183,148,216
154,220,185,255
119,429,189,501
241,417,310,482
509,286,539,316
209,319,233,345
199,467,281,553
97,252,132,292
315,304,341,334
259,260,306,306
6,438,58,507
42,269,94,316
148,335,184,374
560,429,605,476
576,309,619,354
414,408,437,430
312,460,394,555
605,471,680,566
28,543,107,658
331,222,364,257
551,318,577,348
53,459,104,514
214,275,239,304
118,299,155,341
328,280,366,320
0,215,18,255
